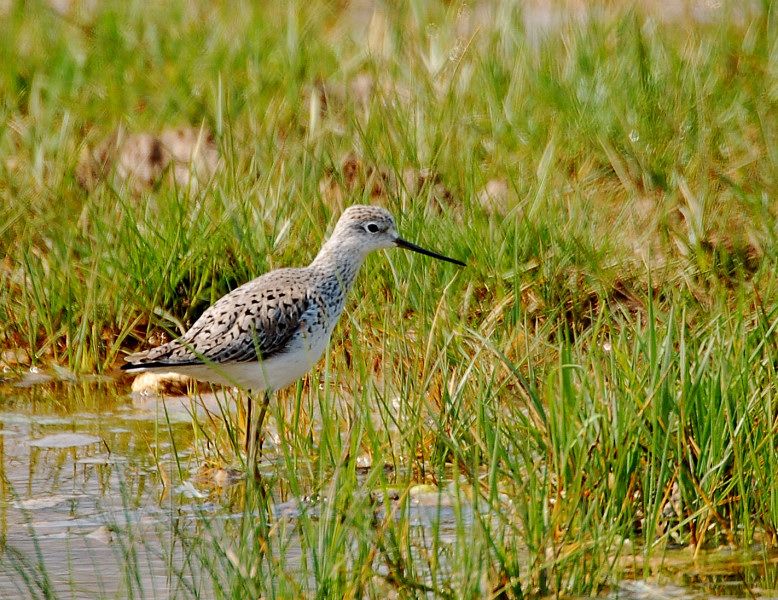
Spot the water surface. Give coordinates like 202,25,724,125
0,375,774,599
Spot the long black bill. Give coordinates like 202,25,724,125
394,237,466,267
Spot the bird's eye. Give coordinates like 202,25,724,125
365,223,380,233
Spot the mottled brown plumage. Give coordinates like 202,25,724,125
122,205,464,391
125,270,311,369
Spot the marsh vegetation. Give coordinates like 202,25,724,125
0,0,776,597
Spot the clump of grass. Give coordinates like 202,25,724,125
1,0,776,597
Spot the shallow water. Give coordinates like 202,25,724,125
0,376,775,599
0,378,473,598
0,381,200,597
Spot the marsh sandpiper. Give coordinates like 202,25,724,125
122,205,465,462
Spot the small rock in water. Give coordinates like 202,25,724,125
1,348,30,368
618,581,689,600
15,495,81,510
14,368,54,388
408,484,439,497
77,454,127,465
409,484,457,507
85,526,114,544
662,480,682,519
369,487,402,502
52,364,77,382
412,492,455,507
29,433,101,449
209,468,242,488
355,454,372,469
174,481,207,499
131,371,192,396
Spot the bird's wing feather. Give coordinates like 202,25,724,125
123,269,311,368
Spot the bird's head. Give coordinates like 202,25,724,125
331,205,465,266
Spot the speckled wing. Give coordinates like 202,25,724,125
122,269,311,369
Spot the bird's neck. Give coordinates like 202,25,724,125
309,237,367,304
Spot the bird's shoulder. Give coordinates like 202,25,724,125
228,267,312,308
185,267,313,343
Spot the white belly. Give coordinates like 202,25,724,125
147,333,331,392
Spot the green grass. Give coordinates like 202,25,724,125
1,0,777,597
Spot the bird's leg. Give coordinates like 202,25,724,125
254,390,271,453
244,393,253,454
245,391,271,477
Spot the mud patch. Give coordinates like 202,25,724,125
477,178,516,216
319,152,392,211
76,125,219,193
401,167,455,214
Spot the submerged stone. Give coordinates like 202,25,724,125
14,495,82,510
85,526,114,544
29,433,102,449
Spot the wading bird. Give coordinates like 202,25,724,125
122,205,465,464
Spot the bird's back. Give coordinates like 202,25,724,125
123,267,319,371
